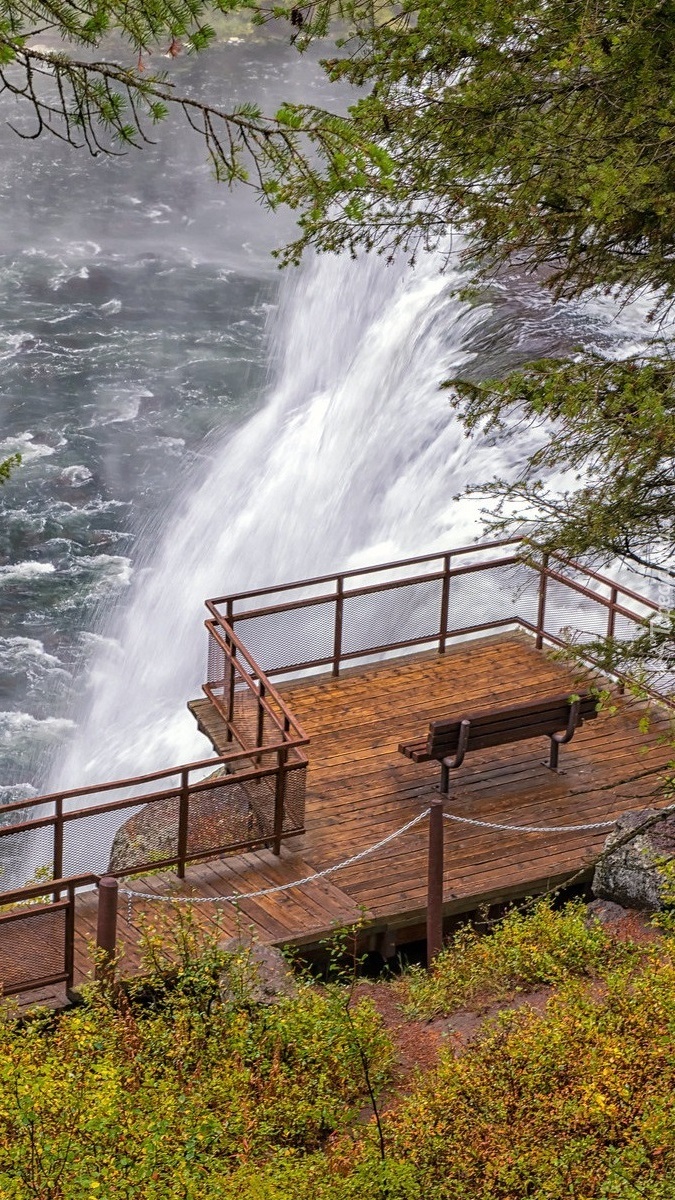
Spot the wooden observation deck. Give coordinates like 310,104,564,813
2,541,673,1007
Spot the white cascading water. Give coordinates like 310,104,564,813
51,245,513,797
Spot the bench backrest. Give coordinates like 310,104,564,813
427,692,597,760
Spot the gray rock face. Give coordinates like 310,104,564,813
108,776,255,874
592,808,675,911
219,939,297,1006
584,898,629,928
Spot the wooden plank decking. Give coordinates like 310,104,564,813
70,631,673,988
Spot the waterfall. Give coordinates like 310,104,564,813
51,246,513,793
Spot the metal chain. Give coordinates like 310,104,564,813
120,807,431,925
443,811,615,834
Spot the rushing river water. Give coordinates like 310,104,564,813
0,26,657,854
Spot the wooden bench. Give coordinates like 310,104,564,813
399,692,598,794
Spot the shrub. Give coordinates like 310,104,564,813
0,919,392,1199
400,898,641,1017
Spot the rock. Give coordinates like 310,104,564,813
584,898,629,928
219,938,297,1006
592,808,675,911
108,774,257,873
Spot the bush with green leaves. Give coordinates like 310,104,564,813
0,913,392,1199
400,898,642,1017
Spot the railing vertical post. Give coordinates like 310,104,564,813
256,682,266,748
227,630,237,734
427,798,444,966
535,552,549,650
96,876,119,982
607,586,618,640
333,576,344,677
273,745,288,855
439,553,451,654
53,796,64,898
65,880,76,997
177,768,189,880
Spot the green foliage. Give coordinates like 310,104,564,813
400,898,641,1018
257,0,675,305
0,917,392,1198
0,453,20,485
447,352,675,577
371,957,675,1200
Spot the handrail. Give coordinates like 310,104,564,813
542,548,662,613
204,538,672,699
1,538,669,910
204,618,308,745
0,745,273,818
208,536,522,606
0,873,98,907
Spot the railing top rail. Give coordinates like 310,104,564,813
207,536,522,608
0,873,98,907
205,618,308,743
540,564,652,625
543,548,662,613
0,742,285,818
208,537,661,624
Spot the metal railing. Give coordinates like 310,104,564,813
205,538,669,699
1,537,670,1001
0,874,96,997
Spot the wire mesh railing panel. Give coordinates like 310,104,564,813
282,764,307,833
105,794,180,875
0,904,68,993
0,824,38,891
234,600,337,675
186,774,271,856
207,633,228,694
543,577,613,645
342,577,441,657
230,686,263,749
445,560,538,636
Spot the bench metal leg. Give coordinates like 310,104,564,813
546,699,581,771
548,737,560,771
439,719,471,793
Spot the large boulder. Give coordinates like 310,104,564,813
592,808,675,911
218,938,297,1006
108,774,258,874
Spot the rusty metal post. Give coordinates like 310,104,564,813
333,576,344,677
227,628,236,732
65,881,76,998
535,552,549,650
177,768,189,880
53,796,64,899
607,586,618,640
427,799,444,966
272,746,288,855
96,876,119,981
439,553,451,653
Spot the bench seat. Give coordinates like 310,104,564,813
399,691,598,791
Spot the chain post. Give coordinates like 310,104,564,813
177,768,189,879
427,798,444,965
96,876,119,982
